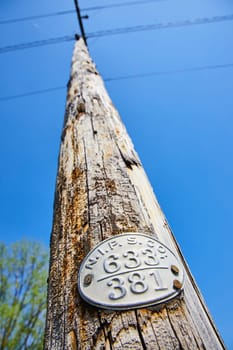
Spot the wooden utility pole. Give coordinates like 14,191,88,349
44,37,225,349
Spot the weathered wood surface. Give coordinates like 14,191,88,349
44,38,225,350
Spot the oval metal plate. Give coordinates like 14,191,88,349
78,233,184,310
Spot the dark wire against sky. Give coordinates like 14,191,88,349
0,0,166,25
0,14,233,54
1,63,233,102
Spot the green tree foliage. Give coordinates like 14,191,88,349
0,240,48,350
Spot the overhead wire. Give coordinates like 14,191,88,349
0,14,233,54
0,10,75,25
0,35,75,54
0,0,166,25
105,63,233,81
0,86,65,101
87,14,233,38
1,62,233,102
82,0,167,12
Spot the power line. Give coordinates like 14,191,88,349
0,0,166,25
0,10,74,25
105,63,233,81
1,62,233,102
0,35,75,54
1,14,233,54
87,14,233,38
0,86,65,101
83,0,166,12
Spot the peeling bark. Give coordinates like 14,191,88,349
44,38,225,350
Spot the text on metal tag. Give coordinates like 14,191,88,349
78,233,184,310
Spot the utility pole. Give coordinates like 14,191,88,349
44,37,225,349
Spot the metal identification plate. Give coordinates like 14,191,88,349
78,233,184,310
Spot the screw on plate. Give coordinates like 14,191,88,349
171,265,179,275
173,279,182,290
84,274,93,287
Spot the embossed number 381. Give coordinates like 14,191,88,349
107,272,148,300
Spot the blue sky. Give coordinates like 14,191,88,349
1,0,233,347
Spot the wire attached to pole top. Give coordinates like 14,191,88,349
73,0,88,46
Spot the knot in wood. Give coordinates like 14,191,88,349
77,102,86,114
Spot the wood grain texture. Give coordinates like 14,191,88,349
44,38,225,350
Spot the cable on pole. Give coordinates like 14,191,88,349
73,0,88,46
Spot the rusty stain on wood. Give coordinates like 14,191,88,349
44,38,225,349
